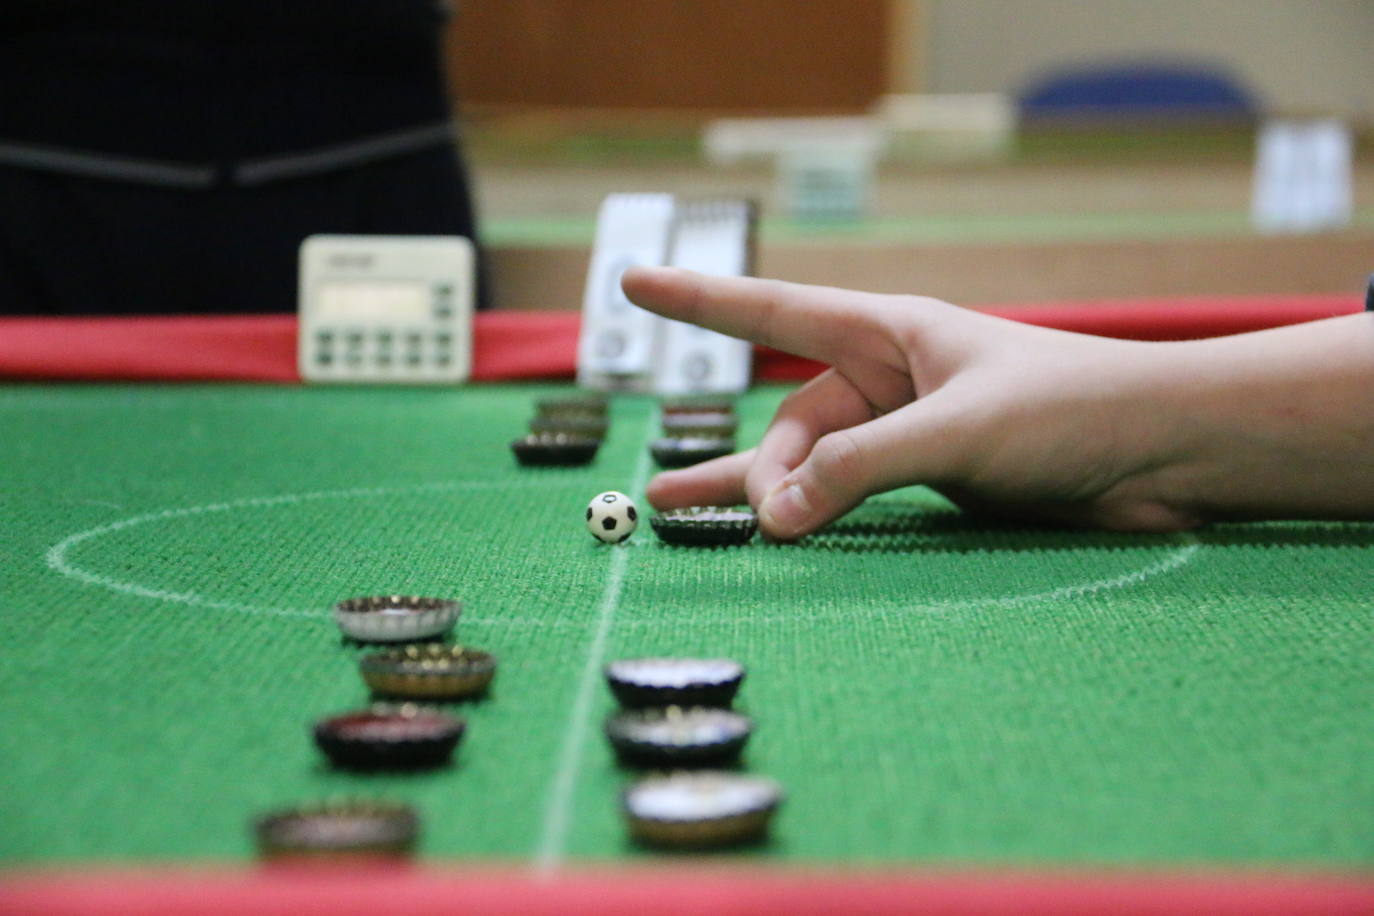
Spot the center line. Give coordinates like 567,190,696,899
533,406,656,875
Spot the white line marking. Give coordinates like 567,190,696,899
648,533,1200,628
45,479,564,618
44,468,1202,628
533,409,656,875
979,534,1199,607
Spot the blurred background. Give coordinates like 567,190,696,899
444,0,1373,310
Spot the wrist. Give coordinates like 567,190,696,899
1136,314,1374,521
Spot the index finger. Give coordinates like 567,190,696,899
621,266,898,367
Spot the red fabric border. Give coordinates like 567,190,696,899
0,293,1359,383
4,865,1374,916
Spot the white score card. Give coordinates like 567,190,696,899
653,199,757,394
576,194,759,393
576,194,678,390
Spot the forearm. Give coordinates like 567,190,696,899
1144,313,1374,520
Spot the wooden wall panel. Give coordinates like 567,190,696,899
446,0,891,111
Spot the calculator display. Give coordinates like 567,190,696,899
316,282,431,322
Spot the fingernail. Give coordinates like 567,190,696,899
760,481,811,535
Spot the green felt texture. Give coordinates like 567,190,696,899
0,383,1370,868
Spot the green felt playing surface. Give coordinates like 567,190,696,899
0,384,1371,867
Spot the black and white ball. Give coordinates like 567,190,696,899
586,491,638,544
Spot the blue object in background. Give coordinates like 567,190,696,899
1019,62,1258,121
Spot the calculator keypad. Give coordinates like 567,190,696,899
309,323,462,380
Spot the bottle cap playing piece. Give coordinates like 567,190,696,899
253,801,419,860
605,657,745,708
661,412,738,438
605,706,753,767
360,644,497,700
333,595,460,643
313,708,466,770
623,772,782,849
649,507,758,546
511,432,602,467
649,438,736,469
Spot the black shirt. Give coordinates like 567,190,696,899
0,1,453,166
0,1,484,314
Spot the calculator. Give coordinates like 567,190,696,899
298,235,474,384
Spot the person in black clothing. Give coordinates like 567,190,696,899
0,0,483,314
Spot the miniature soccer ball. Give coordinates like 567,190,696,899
586,491,638,544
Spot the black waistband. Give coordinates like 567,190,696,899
0,122,457,189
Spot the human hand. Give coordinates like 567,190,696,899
623,267,1374,540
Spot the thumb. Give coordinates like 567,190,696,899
757,401,955,540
